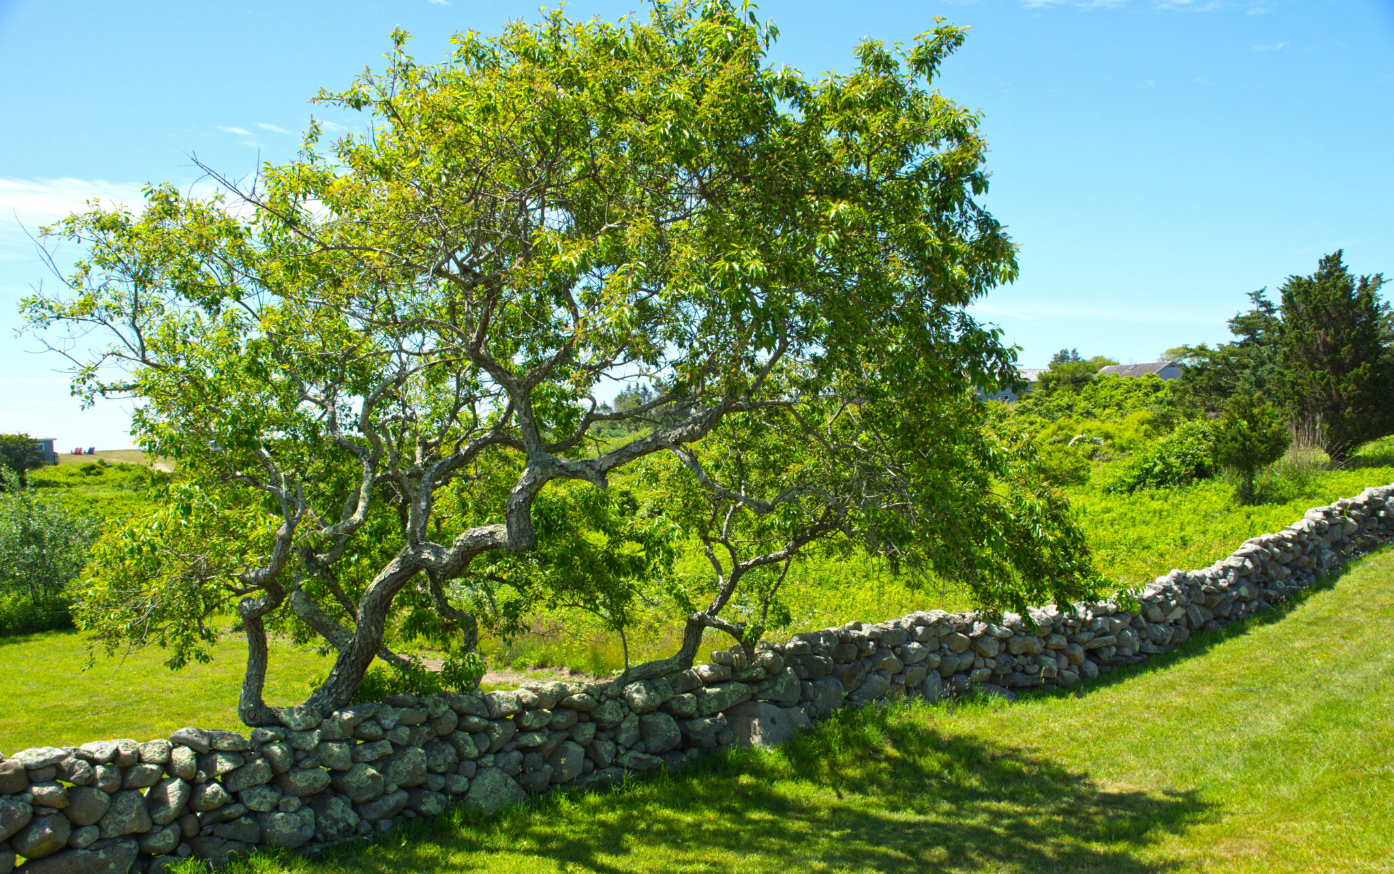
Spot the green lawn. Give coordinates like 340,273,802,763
0,629,337,753
191,545,1394,874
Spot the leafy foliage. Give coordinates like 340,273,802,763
0,468,100,635
1214,392,1290,503
1035,349,1117,396
1103,420,1217,494
24,2,1099,721
0,434,46,487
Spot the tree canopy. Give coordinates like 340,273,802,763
24,1,1101,726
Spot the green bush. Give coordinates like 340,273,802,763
1214,393,1291,503
1104,420,1218,494
0,468,100,636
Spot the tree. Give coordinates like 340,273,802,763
1037,349,1116,395
1213,392,1290,503
0,468,100,609
1279,251,1393,463
0,434,46,487
1168,289,1284,414
25,3,1100,726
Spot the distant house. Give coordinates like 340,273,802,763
1096,361,1182,381
26,434,58,465
986,368,1047,402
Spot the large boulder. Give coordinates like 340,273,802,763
256,808,315,849
638,713,682,754
356,789,408,822
463,767,526,816
13,813,71,858
546,741,586,784
310,793,360,842
382,748,427,788
725,702,811,749
145,778,191,825
64,788,111,828
223,759,273,793
695,682,751,717
97,790,151,839
0,761,27,795
275,767,331,797
330,763,384,804
19,838,139,874
136,823,182,856
0,798,32,842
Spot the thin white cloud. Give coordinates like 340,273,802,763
1253,41,1286,51
1247,5,1267,13
1193,77,1211,85
216,125,253,136
426,0,450,5
0,178,147,231
256,122,290,134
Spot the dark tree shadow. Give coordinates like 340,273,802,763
301,705,1210,874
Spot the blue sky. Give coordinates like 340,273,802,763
1,0,1391,449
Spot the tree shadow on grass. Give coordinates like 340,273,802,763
301,705,1209,874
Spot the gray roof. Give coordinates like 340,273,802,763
1018,368,1047,383
1097,362,1177,378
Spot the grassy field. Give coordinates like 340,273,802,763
174,545,1394,874
53,449,172,470
0,628,337,752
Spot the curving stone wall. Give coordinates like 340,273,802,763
1,483,1391,873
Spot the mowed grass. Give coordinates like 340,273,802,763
190,546,1394,874
0,630,337,752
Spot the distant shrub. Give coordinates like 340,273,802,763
0,467,100,636
1105,420,1218,494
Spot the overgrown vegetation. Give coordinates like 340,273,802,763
0,467,100,636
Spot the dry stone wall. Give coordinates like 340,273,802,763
2,483,1391,874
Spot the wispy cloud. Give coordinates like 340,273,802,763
216,125,252,136
1247,5,1267,13
1022,0,1128,9
255,122,290,134
0,178,147,230
1193,77,1211,85
426,0,450,5
1253,41,1286,51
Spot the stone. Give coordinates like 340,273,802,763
145,778,191,825
638,713,682,754
802,677,847,721
64,787,112,827
13,813,71,858
187,836,251,866
617,751,664,771
755,668,801,705
168,729,211,755
406,789,447,817
482,691,522,719
444,774,470,795
287,730,322,753
56,757,95,787
0,761,28,795
13,748,67,770
725,702,811,748
31,781,68,809
168,746,197,781
68,824,100,849
484,720,516,753
623,682,661,714
615,714,640,749
331,763,385,804
695,682,752,717
848,672,891,705
188,782,232,813
680,718,722,748
18,839,139,874
356,789,409,822
197,752,244,778
663,693,698,719
589,700,625,729
560,693,597,711
382,748,427,788
310,793,360,842
98,790,151,838
464,768,526,816
0,798,32,843
943,632,972,654
121,764,163,789
919,671,945,702
137,740,172,766
212,816,260,844
276,706,322,732
316,742,352,772
238,784,281,813
546,742,586,784
137,823,182,855
275,767,331,797
223,759,274,793
256,809,315,849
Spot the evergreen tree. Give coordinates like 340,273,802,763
1279,251,1393,463
1214,392,1290,503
